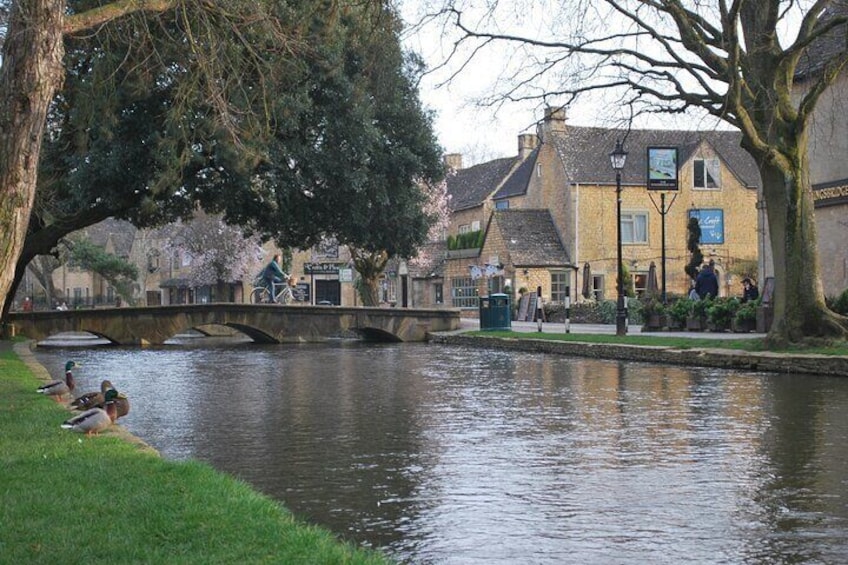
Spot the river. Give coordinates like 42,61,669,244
34,337,848,564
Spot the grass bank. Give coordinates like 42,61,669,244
0,343,390,564
468,330,848,356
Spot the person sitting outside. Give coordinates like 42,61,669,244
741,277,759,303
694,260,719,300
262,254,286,302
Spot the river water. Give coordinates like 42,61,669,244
34,337,848,564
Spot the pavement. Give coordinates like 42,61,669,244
460,318,766,340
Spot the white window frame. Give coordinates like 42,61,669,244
621,211,648,244
550,271,568,303
458,224,471,234
693,158,721,190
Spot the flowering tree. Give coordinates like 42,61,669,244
409,177,452,273
164,212,264,299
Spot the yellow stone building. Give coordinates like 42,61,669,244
443,108,761,313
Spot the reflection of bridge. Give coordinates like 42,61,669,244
7,304,461,346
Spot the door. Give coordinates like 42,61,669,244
315,280,341,305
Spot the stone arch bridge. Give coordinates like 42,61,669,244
7,304,461,346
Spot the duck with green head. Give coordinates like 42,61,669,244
36,361,79,402
61,401,118,436
71,379,114,411
100,387,130,419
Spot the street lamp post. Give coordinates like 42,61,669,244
609,140,628,336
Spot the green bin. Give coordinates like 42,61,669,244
479,293,511,330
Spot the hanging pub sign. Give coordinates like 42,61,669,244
647,147,679,190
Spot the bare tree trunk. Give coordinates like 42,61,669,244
0,0,66,317
351,248,389,307
759,160,847,345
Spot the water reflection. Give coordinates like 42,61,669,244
34,340,848,564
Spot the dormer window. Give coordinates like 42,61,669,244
694,158,721,189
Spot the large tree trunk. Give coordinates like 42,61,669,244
0,0,66,318
759,158,847,345
351,248,388,307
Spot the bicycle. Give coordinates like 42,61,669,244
250,280,295,305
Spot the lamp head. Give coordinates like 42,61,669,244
609,139,628,170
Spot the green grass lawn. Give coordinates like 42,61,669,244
0,344,390,565
468,330,848,356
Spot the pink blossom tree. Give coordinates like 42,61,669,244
164,212,264,301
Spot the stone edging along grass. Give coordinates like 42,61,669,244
429,333,848,377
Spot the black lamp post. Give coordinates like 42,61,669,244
609,140,628,336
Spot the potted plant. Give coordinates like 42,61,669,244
687,296,711,331
640,296,666,331
732,298,759,332
667,298,692,329
706,297,739,332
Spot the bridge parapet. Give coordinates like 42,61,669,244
7,304,461,346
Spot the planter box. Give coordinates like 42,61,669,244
686,315,705,331
731,318,757,333
642,313,667,332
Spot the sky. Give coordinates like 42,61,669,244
400,4,547,165
398,1,751,167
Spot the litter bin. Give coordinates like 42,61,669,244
479,293,511,330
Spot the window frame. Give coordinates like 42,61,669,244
621,211,649,244
693,158,721,190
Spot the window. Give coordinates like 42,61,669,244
458,224,471,234
592,275,605,301
495,200,510,210
694,158,721,189
550,271,569,303
621,212,648,244
633,273,647,297
537,163,542,177
471,220,481,231
434,283,443,305
451,277,478,308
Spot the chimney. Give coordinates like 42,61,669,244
443,153,463,171
518,133,539,159
542,106,567,135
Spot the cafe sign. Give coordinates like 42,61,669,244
304,262,345,275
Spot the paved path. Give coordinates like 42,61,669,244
460,318,766,340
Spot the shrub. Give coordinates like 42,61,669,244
667,298,693,326
692,295,711,319
826,288,848,315
706,297,740,330
734,298,758,325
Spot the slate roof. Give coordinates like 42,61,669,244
80,218,137,257
447,157,518,212
489,209,571,267
795,1,848,80
493,147,540,200
548,126,761,189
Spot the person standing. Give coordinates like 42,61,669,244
694,260,719,299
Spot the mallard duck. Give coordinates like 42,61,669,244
71,379,114,411
36,361,78,402
99,388,130,419
60,401,118,436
